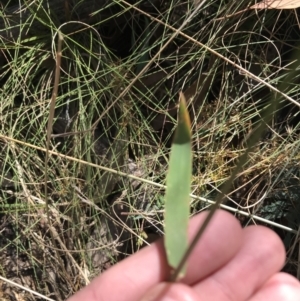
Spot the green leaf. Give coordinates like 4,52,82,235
164,92,192,278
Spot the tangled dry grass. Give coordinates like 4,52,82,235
1,0,300,300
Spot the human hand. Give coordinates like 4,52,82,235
68,210,300,301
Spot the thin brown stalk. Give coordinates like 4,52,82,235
44,32,64,223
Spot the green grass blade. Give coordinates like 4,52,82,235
164,92,192,278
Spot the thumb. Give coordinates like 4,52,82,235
139,282,200,301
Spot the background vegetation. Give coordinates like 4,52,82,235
1,0,300,300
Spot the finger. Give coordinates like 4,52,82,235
139,283,200,301
248,272,300,301
192,225,286,301
182,210,243,285
67,210,243,301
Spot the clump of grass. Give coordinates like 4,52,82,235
1,0,300,299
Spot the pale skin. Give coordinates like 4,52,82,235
68,210,300,301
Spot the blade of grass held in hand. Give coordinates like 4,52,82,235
164,92,192,278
